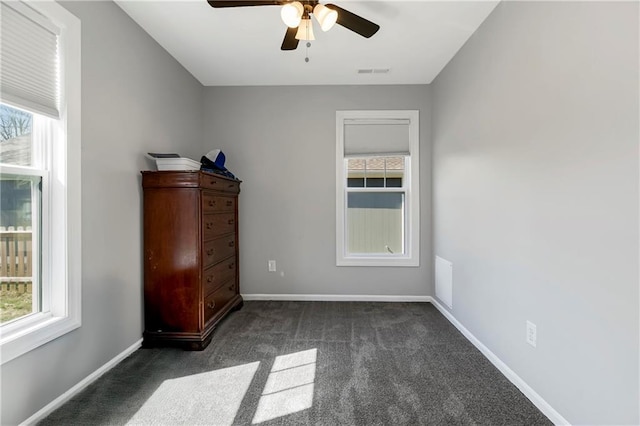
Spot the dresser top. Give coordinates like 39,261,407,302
142,170,241,194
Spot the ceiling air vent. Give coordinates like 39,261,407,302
357,68,390,74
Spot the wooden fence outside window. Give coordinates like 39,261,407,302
0,227,32,292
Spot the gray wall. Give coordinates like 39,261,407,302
0,2,203,424
203,86,432,297
432,2,639,424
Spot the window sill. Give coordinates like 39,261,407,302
337,256,420,267
0,313,80,365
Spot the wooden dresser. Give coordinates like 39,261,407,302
141,170,243,350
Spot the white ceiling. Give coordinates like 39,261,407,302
115,0,499,86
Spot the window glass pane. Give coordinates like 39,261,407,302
365,157,385,173
346,192,404,255
385,157,404,188
0,175,40,324
346,159,365,187
386,178,402,188
0,104,33,167
385,157,404,171
364,157,384,187
347,156,405,188
347,178,364,188
347,158,365,171
366,178,384,188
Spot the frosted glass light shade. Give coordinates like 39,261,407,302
313,4,337,31
295,18,315,40
281,2,303,28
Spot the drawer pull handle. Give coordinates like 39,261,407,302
207,276,213,283
207,301,215,310
207,248,215,256
206,222,213,230
229,263,235,269
228,241,235,248
228,183,235,188
229,284,234,291
211,180,217,186
209,200,216,207
226,200,233,207
228,219,234,225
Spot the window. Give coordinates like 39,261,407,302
346,156,406,255
336,111,419,266
0,1,81,364
1,105,41,324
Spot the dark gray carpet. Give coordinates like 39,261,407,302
39,301,551,425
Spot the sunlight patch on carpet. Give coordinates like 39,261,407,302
252,349,317,424
128,361,260,425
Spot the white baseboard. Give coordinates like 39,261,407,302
242,293,431,302
20,338,143,426
429,298,569,426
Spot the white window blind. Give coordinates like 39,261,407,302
344,119,410,156
0,1,59,118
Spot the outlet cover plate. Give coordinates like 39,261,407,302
526,320,537,347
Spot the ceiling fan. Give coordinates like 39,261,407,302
207,1,380,51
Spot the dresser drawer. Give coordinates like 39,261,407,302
203,234,236,267
200,174,240,193
203,257,237,296
204,280,236,325
202,193,236,213
203,213,236,240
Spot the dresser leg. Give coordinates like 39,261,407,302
185,332,214,351
231,299,244,312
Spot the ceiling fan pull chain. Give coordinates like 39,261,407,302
304,18,311,63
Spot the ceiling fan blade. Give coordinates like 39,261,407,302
281,26,299,50
325,4,380,38
207,1,283,8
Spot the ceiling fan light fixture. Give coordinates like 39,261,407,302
295,17,315,41
313,4,337,31
281,1,304,28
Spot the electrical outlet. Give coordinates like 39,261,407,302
268,260,276,272
526,320,537,347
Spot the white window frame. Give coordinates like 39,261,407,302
0,0,81,365
336,110,420,267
